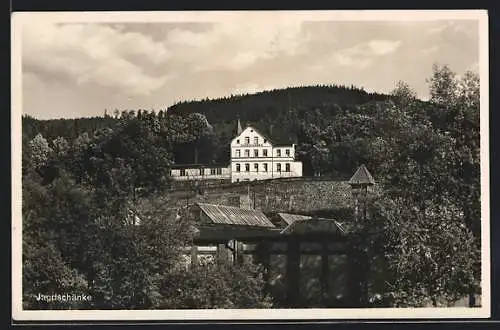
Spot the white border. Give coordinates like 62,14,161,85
11,10,490,321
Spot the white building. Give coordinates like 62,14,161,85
230,120,303,183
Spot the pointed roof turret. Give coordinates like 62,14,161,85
236,117,243,135
348,164,375,187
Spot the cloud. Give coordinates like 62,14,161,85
331,39,401,69
419,45,439,55
22,22,173,96
367,39,402,55
164,17,309,72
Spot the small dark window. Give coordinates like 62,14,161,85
263,163,268,172
277,149,281,157
254,137,258,145
244,149,250,157
254,149,259,157
245,137,250,144
263,149,268,157
236,164,241,172
180,169,186,176
245,163,250,172
237,139,240,144
235,149,241,157
254,163,259,172
216,168,222,175
277,163,282,172
210,168,216,175
286,149,290,156
285,163,290,172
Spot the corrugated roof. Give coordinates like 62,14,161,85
348,164,375,186
277,213,312,226
197,203,275,228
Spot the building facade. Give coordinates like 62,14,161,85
170,164,231,181
230,124,303,183
170,120,303,183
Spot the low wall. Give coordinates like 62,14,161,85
160,177,354,214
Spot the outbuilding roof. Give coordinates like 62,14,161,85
348,164,375,186
196,203,275,228
276,213,312,226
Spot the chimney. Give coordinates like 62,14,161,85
239,193,253,210
227,192,253,210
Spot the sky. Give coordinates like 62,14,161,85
18,12,481,120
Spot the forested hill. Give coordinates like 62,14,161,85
167,84,391,123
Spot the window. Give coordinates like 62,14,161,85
244,149,250,157
263,163,268,172
264,139,267,143
236,179,240,182
277,163,281,172
216,168,222,175
254,149,259,157
236,164,241,172
285,149,290,157
254,163,259,172
210,168,216,175
263,149,268,157
245,163,250,172
180,169,186,176
245,137,250,145
235,149,241,157
285,163,291,172
199,168,204,176
236,139,240,144
277,149,281,157
254,137,259,145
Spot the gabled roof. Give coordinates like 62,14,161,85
252,122,297,146
232,122,296,147
196,203,275,228
348,164,375,186
276,213,312,226
280,218,346,236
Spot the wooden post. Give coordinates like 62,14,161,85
190,245,198,269
286,237,300,307
320,240,330,306
347,247,362,307
261,241,271,289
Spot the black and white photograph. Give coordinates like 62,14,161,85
11,10,489,321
